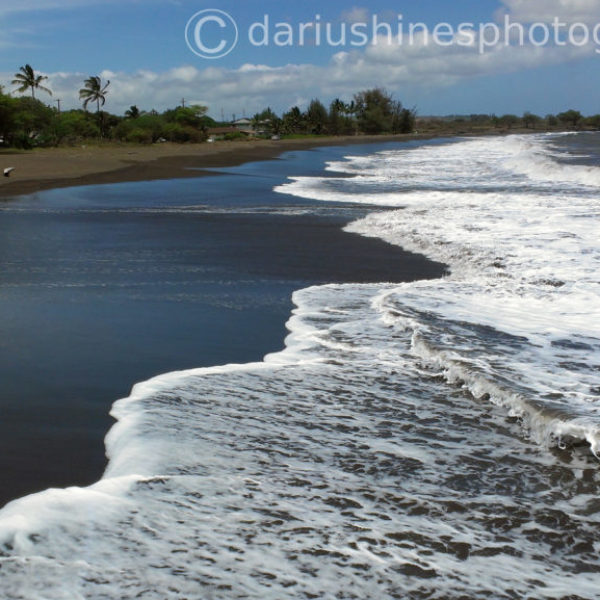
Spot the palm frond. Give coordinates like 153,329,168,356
79,76,110,111
12,64,52,98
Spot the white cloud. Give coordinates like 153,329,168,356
499,0,600,23
1,16,596,116
340,7,370,24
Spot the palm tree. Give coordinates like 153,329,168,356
79,76,111,112
125,105,140,119
345,100,358,117
331,98,346,115
12,64,52,99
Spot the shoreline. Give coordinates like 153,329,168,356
0,134,411,198
0,138,448,507
0,129,541,199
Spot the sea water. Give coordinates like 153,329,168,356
0,133,599,599
0,147,439,504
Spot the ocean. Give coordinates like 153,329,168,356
0,143,442,505
0,133,599,599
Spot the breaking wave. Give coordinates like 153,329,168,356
1,133,599,599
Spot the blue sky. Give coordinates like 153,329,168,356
1,0,599,118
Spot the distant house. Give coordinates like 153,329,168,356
232,118,252,128
231,118,255,135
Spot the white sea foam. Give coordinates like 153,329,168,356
1,284,599,599
276,134,600,453
503,135,600,187
1,134,599,599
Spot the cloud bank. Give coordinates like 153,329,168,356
1,2,598,116
499,0,600,24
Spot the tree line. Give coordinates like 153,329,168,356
419,109,599,133
1,64,215,147
0,64,418,148
1,64,598,148
251,89,416,137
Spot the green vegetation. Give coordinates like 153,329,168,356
557,109,583,128
1,65,599,149
416,111,600,135
112,105,213,144
254,89,416,138
1,80,418,148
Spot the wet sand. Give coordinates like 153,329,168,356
0,135,414,198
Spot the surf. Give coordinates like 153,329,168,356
1,134,599,599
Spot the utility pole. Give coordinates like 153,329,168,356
55,99,62,114
181,98,186,108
